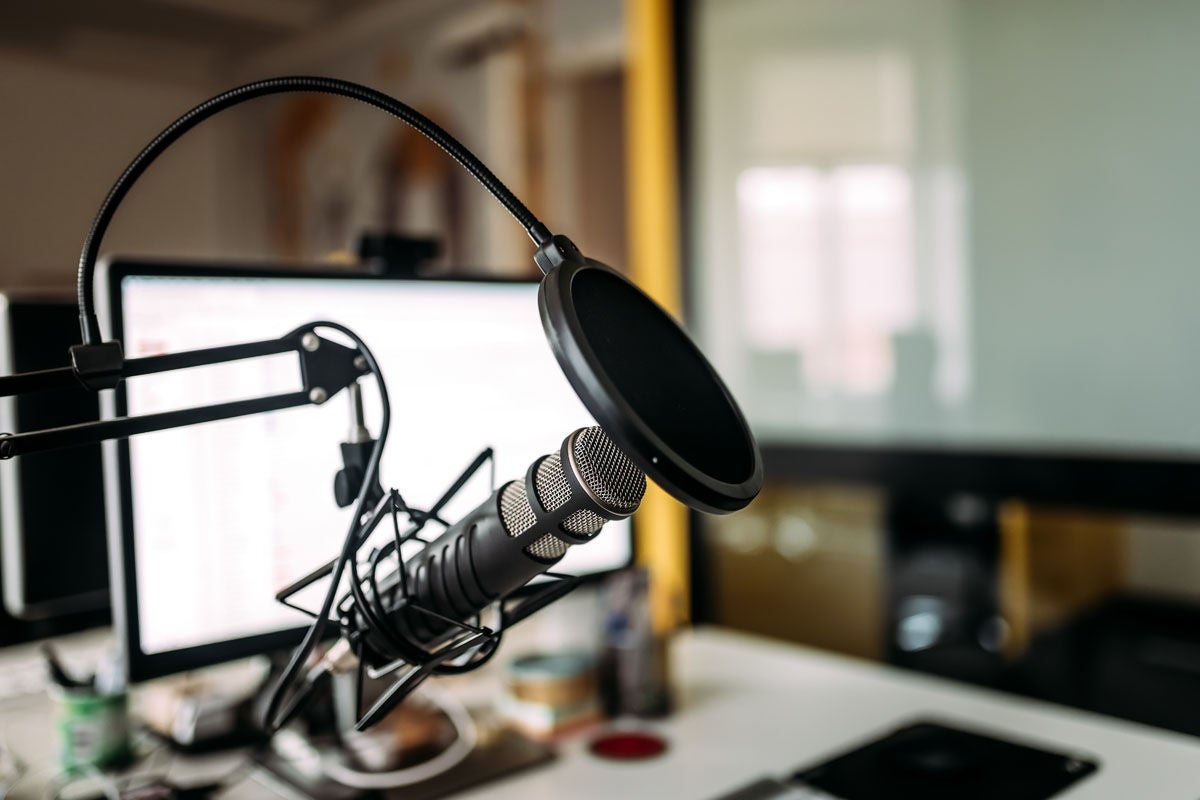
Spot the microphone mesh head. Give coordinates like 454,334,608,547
499,428,645,562
533,452,607,538
526,530,570,560
500,480,570,561
534,455,572,512
571,427,646,514
562,508,607,535
499,481,537,537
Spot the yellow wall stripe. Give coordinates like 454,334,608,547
625,0,690,631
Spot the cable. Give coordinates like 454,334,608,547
318,684,477,790
74,76,554,345
261,321,391,733
347,506,412,663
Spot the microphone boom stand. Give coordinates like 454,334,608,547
0,325,368,458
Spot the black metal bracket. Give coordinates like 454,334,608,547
70,341,126,390
532,233,583,275
0,324,369,459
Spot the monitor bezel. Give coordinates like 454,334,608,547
102,258,635,683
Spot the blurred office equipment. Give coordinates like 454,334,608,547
500,651,600,740
0,292,110,643
682,0,1200,738
884,492,1006,685
101,260,636,685
598,566,673,718
9,628,1199,799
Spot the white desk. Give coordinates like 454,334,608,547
456,628,1200,799
5,627,1200,799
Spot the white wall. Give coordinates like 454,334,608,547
226,0,523,271
965,0,1200,453
0,51,230,291
691,0,1200,599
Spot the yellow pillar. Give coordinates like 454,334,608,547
625,0,690,631
997,500,1031,658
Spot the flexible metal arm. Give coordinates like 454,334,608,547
74,76,554,346
0,324,369,459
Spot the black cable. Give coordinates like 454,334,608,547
345,492,433,663
75,76,554,345
365,496,432,646
261,321,390,733
366,545,391,626
347,528,409,661
432,634,502,675
391,495,412,599
365,506,428,644
350,454,483,661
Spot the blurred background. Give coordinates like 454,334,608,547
2,0,1200,748
0,0,630,278
686,0,1200,740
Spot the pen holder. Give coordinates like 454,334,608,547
48,685,134,772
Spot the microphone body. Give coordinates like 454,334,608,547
342,427,645,669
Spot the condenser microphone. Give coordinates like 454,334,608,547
340,426,645,672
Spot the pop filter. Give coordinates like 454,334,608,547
536,236,762,514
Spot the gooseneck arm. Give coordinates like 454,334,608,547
74,75,554,346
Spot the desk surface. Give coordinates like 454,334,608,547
451,627,1200,799
5,627,1200,799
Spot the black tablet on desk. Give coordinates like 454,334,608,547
714,719,1098,800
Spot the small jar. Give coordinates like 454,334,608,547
499,651,600,740
48,686,133,772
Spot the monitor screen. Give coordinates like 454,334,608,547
104,264,632,679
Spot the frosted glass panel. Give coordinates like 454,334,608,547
691,0,1200,455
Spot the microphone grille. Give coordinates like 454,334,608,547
562,508,608,535
534,454,573,512
499,481,537,536
570,427,646,514
499,480,570,561
526,531,570,560
532,451,609,539
498,428,645,563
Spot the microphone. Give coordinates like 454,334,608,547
341,426,646,672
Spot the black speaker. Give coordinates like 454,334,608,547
0,292,110,642
885,491,1006,685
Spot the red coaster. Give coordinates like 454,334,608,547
589,730,669,761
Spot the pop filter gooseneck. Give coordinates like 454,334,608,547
71,76,762,514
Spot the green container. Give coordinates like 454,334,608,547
48,686,133,772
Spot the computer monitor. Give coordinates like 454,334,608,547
100,261,634,682
0,291,110,635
